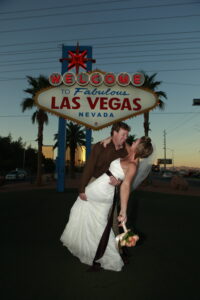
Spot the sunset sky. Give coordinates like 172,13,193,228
0,0,200,168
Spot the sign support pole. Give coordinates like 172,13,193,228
57,45,94,192
85,46,93,160
57,45,67,192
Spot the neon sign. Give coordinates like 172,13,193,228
49,71,145,87
34,44,158,130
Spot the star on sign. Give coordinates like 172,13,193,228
60,42,96,74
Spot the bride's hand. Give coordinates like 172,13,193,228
100,136,112,148
109,176,122,186
117,211,127,226
79,193,87,201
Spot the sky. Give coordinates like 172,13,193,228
0,0,200,168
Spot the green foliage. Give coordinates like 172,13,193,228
139,71,167,136
21,75,50,125
141,71,167,108
126,134,136,145
66,121,86,148
54,122,86,177
21,75,51,185
24,146,38,172
0,134,37,172
44,158,55,173
54,122,86,149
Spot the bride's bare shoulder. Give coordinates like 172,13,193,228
126,161,137,175
129,161,137,169
122,162,137,183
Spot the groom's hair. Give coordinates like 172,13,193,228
110,122,131,136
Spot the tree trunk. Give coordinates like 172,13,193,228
143,112,150,137
69,145,76,179
36,122,43,186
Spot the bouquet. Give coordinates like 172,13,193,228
116,222,139,248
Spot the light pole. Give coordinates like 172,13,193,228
23,140,36,169
163,130,167,171
167,148,175,169
23,147,26,169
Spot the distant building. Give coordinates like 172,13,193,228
65,146,86,166
42,145,86,166
42,145,54,160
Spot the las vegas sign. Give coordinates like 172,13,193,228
34,71,158,130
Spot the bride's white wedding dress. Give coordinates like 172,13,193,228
60,158,125,272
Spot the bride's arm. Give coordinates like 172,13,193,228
118,164,136,225
100,136,112,148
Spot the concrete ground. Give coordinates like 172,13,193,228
1,187,199,300
1,173,199,197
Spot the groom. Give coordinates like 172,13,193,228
79,121,131,263
79,121,130,200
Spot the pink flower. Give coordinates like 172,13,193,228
116,222,140,248
119,232,139,248
133,235,139,242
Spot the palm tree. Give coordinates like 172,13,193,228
21,75,51,185
141,72,167,136
126,134,136,145
54,121,86,178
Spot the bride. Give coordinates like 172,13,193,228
60,136,153,272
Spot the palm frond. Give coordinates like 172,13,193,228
156,91,167,99
157,99,165,110
32,111,37,124
139,72,167,136
53,122,86,149
21,98,35,112
37,109,49,125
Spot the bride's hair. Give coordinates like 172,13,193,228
132,137,155,190
135,136,153,159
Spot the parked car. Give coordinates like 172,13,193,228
5,169,27,181
162,171,173,178
192,172,200,178
178,170,189,177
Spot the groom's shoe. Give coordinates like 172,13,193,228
87,262,102,272
121,253,129,265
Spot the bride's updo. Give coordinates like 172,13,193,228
135,136,153,158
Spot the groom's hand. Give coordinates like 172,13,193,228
79,193,87,201
109,176,121,186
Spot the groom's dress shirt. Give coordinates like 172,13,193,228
79,140,128,193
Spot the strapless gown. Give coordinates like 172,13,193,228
60,158,125,272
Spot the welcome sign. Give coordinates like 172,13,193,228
35,71,158,130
